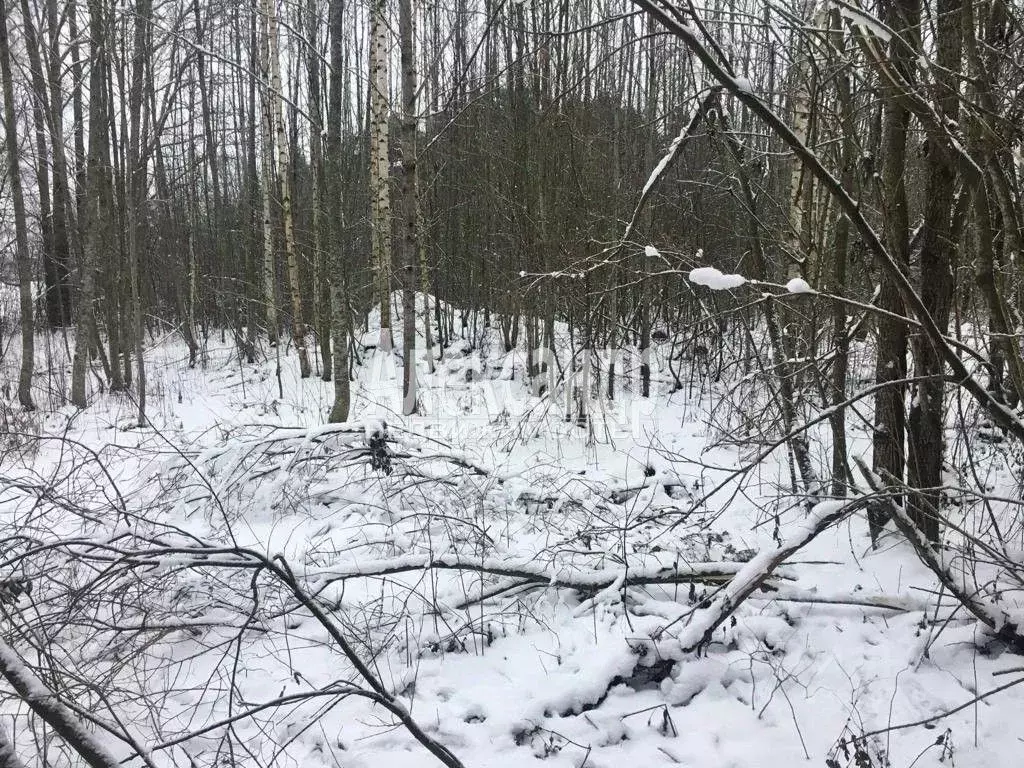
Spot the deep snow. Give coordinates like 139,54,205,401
1,295,1023,768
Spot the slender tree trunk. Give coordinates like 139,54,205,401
68,0,88,252
829,8,854,496
399,0,419,414
258,0,279,345
786,2,814,282
906,0,964,543
45,0,74,327
718,106,819,497
0,0,35,409
105,47,125,394
417,190,435,372
369,0,393,352
126,0,153,426
327,0,351,422
265,0,310,377
20,0,60,331
193,0,243,360
243,6,260,360
187,231,199,363
306,0,332,381
962,0,1024,406
638,15,658,399
869,0,919,544
71,0,106,407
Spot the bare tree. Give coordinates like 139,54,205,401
868,0,918,544
327,0,351,422
399,0,419,414
0,0,35,410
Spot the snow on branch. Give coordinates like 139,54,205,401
618,86,723,249
304,554,798,592
663,498,863,653
855,458,1024,653
831,0,892,41
0,639,122,768
688,266,747,290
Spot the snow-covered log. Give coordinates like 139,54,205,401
305,554,798,592
888,497,1024,652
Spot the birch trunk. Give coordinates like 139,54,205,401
258,0,279,345
369,0,393,352
265,0,311,377
306,0,331,381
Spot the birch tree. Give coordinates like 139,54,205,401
306,0,332,381
369,0,393,352
266,0,311,378
259,0,279,345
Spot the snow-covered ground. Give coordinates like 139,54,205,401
2,298,1024,768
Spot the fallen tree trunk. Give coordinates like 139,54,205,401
305,554,798,593
854,457,1024,653
657,497,864,652
0,639,121,768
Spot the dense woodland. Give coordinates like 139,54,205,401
2,1,1024,765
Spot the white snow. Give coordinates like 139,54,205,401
785,277,814,294
689,266,747,290
2,288,1023,768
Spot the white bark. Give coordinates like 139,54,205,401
369,0,393,352
259,0,279,344
266,0,311,377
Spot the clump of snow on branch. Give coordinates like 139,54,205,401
689,266,747,290
785,277,814,294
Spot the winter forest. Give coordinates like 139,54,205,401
1,0,1024,765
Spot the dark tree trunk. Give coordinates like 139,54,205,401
0,0,35,409
869,0,919,544
906,0,964,543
